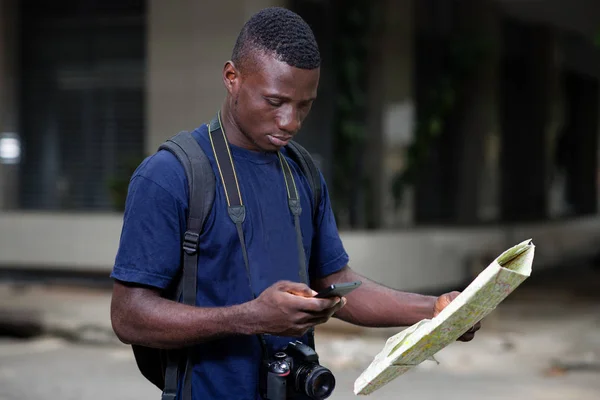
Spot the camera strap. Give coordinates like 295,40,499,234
208,112,315,353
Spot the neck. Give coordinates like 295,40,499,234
219,101,259,151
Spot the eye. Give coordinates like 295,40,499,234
265,97,283,107
300,100,313,110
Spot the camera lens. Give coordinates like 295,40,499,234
296,364,336,399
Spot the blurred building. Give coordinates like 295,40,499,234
0,0,599,291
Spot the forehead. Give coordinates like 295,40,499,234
242,52,320,99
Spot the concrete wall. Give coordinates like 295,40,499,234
1,211,599,291
146,0,284,155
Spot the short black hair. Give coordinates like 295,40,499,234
232,7,320,70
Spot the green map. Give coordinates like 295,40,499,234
354,239,535,395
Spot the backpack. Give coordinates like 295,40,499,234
131,121,323,400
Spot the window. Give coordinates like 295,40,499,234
18,0,145,210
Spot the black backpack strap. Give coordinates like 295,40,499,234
278,151,316,350
207,115,270,360
286,141,322,219
157,130,215,400
284,143,321,350
209,112,316,350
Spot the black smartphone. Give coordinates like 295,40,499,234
314,281,362,298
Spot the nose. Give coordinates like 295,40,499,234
276,105,301,134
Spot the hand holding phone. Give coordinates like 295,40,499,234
314,281,362,299
250,280,347,338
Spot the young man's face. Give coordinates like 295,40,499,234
225,51,320,152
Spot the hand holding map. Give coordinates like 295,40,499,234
354,239,535,395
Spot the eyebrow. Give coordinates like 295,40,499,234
266,94,316,103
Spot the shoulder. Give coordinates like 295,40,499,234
134,150,186,196
281,143,324,194
131,124,210,205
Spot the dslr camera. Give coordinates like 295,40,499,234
259,340,336,400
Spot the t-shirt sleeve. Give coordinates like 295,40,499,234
110,165,186,290
309,173,350,279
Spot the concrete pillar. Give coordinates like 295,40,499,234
368,0,415,228
0,0,19,210
146,0,285,155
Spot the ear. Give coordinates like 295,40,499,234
223,61,240,96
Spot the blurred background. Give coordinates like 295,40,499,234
0,0,599,399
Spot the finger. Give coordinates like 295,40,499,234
301,313,332,329
330,297,346,314
467,322,481,333
278,281,317,297
303,299,346,323
322,296,346,314
446,291,461,301
296,296,340,313
283,295,338,317
458,332,475,342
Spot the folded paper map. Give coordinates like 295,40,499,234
354,239,535,395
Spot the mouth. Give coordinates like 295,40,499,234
267,135,292,147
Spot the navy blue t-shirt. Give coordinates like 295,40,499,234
111,123,349,399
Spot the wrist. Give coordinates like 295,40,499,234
234,300,262,336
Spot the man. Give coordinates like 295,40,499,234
110,6,480,400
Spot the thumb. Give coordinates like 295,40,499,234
446,291,461,301
434,291,461,317
280,281,317,298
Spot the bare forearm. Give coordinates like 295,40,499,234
314,266,436,328
111,282,257,349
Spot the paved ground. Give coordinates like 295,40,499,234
1,265,600,399
1,327,599,400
